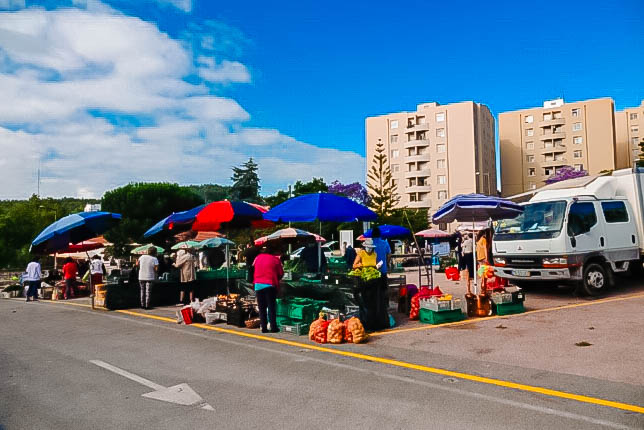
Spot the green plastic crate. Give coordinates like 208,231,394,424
419,308,465,325
494,302,525,316
276,299,291,317
279,322,309,336
276,316,293,327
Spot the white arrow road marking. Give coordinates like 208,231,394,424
90,360,213,411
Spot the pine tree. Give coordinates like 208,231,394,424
367,139,400,217
230,158,261,202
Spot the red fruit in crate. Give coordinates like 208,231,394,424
430,286,443,296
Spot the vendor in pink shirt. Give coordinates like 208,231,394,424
253,243,284,333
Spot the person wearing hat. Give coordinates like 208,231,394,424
353,238,378,269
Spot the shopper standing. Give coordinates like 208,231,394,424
137,246,159,309
24,257,41,302
253,244,284,333
62,257,78,300
90,255,106,285
343,241,356,271
461,234,474,293
174,248,197,305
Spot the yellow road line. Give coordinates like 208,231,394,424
46,298,644,415
371,293,644,336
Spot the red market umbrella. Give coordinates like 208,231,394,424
191,200,272,232
254,228,325,246
60,241,105,253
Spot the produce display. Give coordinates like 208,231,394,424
344,317,367,344
347,267,381,281
309,318,330,344
327,319,345,344
477,264,495,279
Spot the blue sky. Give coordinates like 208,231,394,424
0,0,642,198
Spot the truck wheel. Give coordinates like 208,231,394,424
582,263,608,296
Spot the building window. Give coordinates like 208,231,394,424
631,113,638,121
526,155,535,163
526,142,534,150
630,126,638,134
632,137,640,146
529,183,537,190
543,112,552,121
391,164,400,172
573,122,582,131
437,144,446,153
553,111,563,119
391,149,399,159
390,134,398,144
574,164,584,171
526,128,534,137
436,128,445,138
437,175,446,185
544,167,554,176
409,193,417,202
573,136,582,145
544,140,553,149
573,150,582,158
438,191,447,199
572,108,580,118
528,168,536,176
437,159,446,169
525,115,533,124
435,112,445,122
391,120,398,129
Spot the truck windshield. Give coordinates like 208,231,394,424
494,200,567,240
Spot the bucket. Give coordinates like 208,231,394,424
180,306,193,325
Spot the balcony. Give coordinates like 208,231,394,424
539,118,566,127
406,185,432,193
404,153,431,163
404,139,430,149
542,158,567,166
405,200,431,209
539,132,566,141
406,123,430,132
404,170,430,179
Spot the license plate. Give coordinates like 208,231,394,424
512,270,531,277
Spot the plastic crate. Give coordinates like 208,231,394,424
494,302,525,315
276,316,293,327
490,293,513,304
288,304,318,322
279,322,309,336
419,308,465,325
420,298,452,312
451,298,463,311
276,299,290,317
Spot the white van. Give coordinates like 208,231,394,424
493,167,644,295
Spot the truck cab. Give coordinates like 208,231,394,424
493,169,644,295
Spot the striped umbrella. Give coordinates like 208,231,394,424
254,228,325,246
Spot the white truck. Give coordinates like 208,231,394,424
493,167,644,295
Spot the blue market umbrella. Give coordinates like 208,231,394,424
432,194,523,224
363,224,410,239
263,193,377,271
31,211,122,254
432,194,523,294
143,204,206,238
263,193,377,223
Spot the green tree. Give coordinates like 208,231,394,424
0,195,94,269
367,139,400,217
187,184,232,203
230,158,261,202
263,177,328,208
101,183,203,256
637,137,644,168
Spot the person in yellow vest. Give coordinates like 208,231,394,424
353,238,378,269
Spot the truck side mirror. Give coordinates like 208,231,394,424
570,236,576,248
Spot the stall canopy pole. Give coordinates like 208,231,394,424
472,219,477,295
403,211,432,287
225,243,230,295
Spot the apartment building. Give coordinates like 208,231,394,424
365,101,496,213
615,100,644,168
499,98,617,197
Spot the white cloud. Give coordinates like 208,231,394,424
0,5,364,200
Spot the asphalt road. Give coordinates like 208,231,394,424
1,299,642,430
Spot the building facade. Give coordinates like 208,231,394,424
499,98,618,197
615,100,644,168
365,101,496,212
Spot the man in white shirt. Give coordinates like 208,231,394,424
24,257,42,302
137,247,159,309
460,234,474,292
